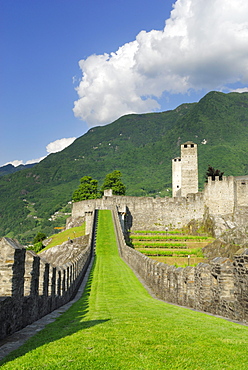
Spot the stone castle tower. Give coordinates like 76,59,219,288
172,141,198,197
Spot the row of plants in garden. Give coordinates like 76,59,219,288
137,248,204,257
130,234,210,241
132,230,183,235
134,242,187,248
129,228,213,266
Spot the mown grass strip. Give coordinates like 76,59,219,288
137,248,204,257
131,234,210,241
133,242,187,248
1,210,248,369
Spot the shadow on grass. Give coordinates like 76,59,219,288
0,257,110,366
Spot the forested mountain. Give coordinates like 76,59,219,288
1,91,248,243
0,163,36,177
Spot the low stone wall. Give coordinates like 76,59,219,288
112,208,248,323
0,212,96,340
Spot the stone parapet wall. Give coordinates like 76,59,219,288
234,177,248,207
233,206,248,227
112,207,248,323
204,176,235,215
73,194,205,231
72,175,248,228
0,211,96,341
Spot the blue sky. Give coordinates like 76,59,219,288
1,0,248,167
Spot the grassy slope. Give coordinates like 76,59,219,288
38,223,85,252
1,210,248,369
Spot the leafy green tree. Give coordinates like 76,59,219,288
27,241,44,253
101,170,126,195
72,176,99,201
205,165,224,181
33,232,46,244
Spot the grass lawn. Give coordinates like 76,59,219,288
1,210,248,369
39,223,85,253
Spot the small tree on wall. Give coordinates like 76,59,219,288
205,165,224,181
72,176,99,201
33,232,46,244
101,170,126,196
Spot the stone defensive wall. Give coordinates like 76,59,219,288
203,176,235,214
203,175,248,215
112,207,248,323
71,175,248,233
72,193,205,230
0,211,96,341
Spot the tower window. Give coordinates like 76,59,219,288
191,144,194,148
184,144,187,148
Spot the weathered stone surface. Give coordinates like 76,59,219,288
72,194,205,231
39,235,89,265
0,212,95,341
203,239,241,261
112,208,248,324
65,216,85,229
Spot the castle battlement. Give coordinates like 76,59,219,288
207,175,234,183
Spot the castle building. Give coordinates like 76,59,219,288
172,141,248,216
172,157,181,197
172,141,198,197
71,139,248,233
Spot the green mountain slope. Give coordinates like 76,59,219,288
0,163,36,177
1,91,248,242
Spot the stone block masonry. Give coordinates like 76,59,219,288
180,142,198,197
72,193,205,231
0,211,96,341
112,207,248,323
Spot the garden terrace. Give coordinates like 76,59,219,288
130,230,214,267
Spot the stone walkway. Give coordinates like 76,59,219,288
0,257,94,361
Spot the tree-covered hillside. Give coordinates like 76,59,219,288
1,91,248,242
0,163,36,177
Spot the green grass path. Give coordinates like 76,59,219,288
1,210,248,369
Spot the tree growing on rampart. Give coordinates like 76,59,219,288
205,165,224,181
72,176,99,201
101,170,126,196
33,232,46,244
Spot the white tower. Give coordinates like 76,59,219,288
172,141,198,197
181,141,198,197
172,157,182,197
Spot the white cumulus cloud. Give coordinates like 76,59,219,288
3,137,76,167
4,160,24,167
73,0,248,126
46,137,76,154
231,87,248,93
26,156,46,164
